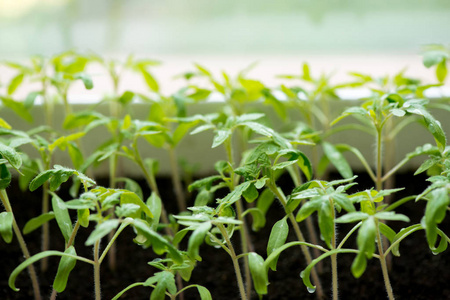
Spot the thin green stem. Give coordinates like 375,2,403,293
224,137,253,296
0,189,42,300
381,157,409,183
329,197,338,300
217,224,247,300
376,128,383,191
99,221,131,264
94,240,102,300
337,222,362,249
132,140,172,237
41,180,50,271
376,220,395,300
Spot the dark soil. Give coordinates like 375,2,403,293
1,172,449,300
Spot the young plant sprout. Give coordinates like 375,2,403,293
1,52,450,300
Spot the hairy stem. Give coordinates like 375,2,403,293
94,240,102,300
217,224,247,300
224,137,253,296
329,198,338,300
376,220,395,300
41,180,50,272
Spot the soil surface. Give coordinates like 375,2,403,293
1,172,449,300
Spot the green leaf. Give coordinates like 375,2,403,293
52,194,73,243
7,73,24,95
147,192,162,229
242,183,258,203
140,68,159,92
53,246,77,292
78,209,90,228
24,91,41,109
336,212,368,223
256,189,275,215
212,129,231,148
133,219,183,264
406,106,446,152
148,271,176,300
0,163,12,189
188,222,212,261
375,211,410,222
0,97,33,122
266,217,289,271
243,207,266,231
436,59,448,83
351,217,376,278
248,252,268,295
322,142,353,179
218,181,251,207
9,250,87,292
424,188,450,248
0,143,22,171
120,191,153,218
74,73,94,89
196,285,212,300
296,200,321,222
67,143,84,170
116,177,143,200
423,50,448,68
318,201,334,248
23,212,55,234
297,152,313,181
85,219,120,246
378,222,396,243
0,212,14,243
391,224,423,256
0,118,12,129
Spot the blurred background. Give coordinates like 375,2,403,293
1,0,449,89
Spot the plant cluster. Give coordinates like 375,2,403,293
0,48,449,300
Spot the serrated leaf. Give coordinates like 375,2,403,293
212,129,231,148
0,143,22,171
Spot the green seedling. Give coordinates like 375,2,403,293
112,257,211,300
9,165,178,300
0,142,42,300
